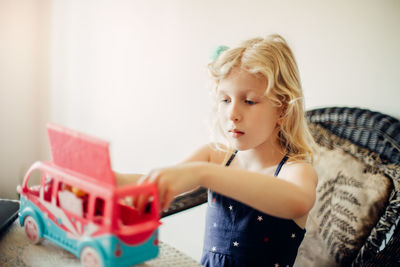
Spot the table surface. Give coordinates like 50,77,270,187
0,219,202,267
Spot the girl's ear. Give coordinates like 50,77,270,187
280,104,288,117
277,116,284,126
277,104,287,126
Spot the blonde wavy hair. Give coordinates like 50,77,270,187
208,34,315,163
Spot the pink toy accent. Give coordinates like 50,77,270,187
81,246,102,267
18,123,161,266
113,182,161,244
24,216,41,244
47,123,116,186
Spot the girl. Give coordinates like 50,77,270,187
118,34,317,267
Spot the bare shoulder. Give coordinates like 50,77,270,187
280,160,318,187
208,143,232,165
182,143,230,164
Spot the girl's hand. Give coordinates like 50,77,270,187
114,172,142,186
138,162,206,211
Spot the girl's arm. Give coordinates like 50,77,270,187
141,145,317,219
114,144,217,186
198,162,317,219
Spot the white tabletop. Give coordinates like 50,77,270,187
0,220,202,267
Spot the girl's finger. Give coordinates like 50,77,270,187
158,187,166,210
137,174,151,184
136,193,149,214
162,190,175,211
148,170,160,183
138,170,159,184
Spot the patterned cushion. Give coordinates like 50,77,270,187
294,123,398,266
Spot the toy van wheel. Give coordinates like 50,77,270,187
80,246,103,267
24,215,42,244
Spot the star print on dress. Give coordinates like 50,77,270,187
208,192,214,207
201,153,305,266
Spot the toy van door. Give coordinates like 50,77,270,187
52,181,90,241
114,183,161,244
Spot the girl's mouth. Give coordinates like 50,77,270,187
229,129,244,138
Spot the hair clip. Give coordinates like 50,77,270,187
210,45,229,61
288,97,303,105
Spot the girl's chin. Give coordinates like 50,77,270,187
229,141,250,151
229,139,269,152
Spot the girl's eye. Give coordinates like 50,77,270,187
245,100,256,105
221,99,230,103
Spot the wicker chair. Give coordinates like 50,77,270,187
305,107,400,266
161,107,400,266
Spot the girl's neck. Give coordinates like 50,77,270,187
236,142,286,171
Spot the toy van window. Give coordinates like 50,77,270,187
117,195,154,226
26,169,42,197
42,174,54,202
57,182,89,218
94,197,105,224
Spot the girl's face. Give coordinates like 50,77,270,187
217,67,282,151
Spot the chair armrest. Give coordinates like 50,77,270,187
161,188,208,218
363,218,400,266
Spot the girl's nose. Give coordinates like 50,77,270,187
229,103,242,122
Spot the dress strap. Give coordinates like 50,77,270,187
274,154,289,177
225,150,238,167
225,151,288,174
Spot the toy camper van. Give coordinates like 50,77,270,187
17,124,161,267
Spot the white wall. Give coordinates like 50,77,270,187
48,0,400,175
1,0,399,262
0,0,50,199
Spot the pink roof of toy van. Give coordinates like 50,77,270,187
47,123,116,186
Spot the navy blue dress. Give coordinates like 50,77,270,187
201,151,305,267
